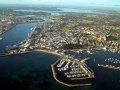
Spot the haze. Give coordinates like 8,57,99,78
0,0,120,6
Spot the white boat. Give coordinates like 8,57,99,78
0,35,2,41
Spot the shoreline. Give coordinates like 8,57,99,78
35,49,62,56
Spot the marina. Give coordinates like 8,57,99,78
51,56,94,87
97,57,120,70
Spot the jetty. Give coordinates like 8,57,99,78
0,51,32,57
98,64,120,70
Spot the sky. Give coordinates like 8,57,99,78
0,0,120,6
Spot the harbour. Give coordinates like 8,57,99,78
0,21,120,90
51,55,94,87
0,8,120,90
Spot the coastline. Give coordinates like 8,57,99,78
35,49,62,56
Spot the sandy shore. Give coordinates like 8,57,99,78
35,49,62,56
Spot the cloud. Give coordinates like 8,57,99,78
33,0,38,2
33,0,49,2
56,0,64,2
42,0,48,2
32,0,64,3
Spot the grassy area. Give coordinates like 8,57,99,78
85,35,93,38
62,43,83,50
109,22,120,26
60,23,72,31
111,29,120,33
112,29,120,33
84,35,96,39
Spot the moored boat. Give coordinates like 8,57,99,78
0,35,2,41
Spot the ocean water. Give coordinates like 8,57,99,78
0,51,60,90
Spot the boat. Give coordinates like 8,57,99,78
0,35,2,41
0,51,32,57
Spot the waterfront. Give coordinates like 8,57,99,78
0,7,120,90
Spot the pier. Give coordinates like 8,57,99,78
80,57,90,63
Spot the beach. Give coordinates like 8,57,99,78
35,49,62,56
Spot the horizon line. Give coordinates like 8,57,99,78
0,3,120,7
